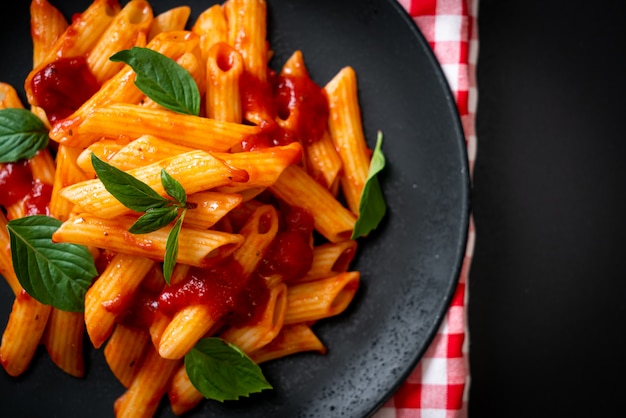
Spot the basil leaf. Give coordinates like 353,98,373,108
163,210,185,285
352,131,387,239
110,47,200,116
129,206,179,234
161,169,186,206
7,215,97,312
91,153,170,212
185,337,272,402
0,108,49,163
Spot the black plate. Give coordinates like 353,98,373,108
0,1,469,417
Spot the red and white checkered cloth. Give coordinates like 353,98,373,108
374,1,478,417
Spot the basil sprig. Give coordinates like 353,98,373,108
352,131,387,239
185,337,273,402
0,108,49,163
91,153,188,284
7,215,97,312
110,47,200,116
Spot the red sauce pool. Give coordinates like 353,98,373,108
30,56,100,123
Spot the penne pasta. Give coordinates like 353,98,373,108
148,6,191,41
30,0,69,67
87,0,154,84
205,42,244,123
300,239,358,282
0,290,52,377
84,253,156,348
0,0,380,413
42,309,86,377
51,103,260,151
270,164,356,243
249,323,327,364
52,213,245,268
325,66,372,215
191,4,228,62
284,271,360,324
114,345,181,418
104,323,151,388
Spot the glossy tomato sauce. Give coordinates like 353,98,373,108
0,159,51,215
30,56,100,123
240,69,329,150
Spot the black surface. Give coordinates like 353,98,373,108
471,1,626,417
0,1,469,417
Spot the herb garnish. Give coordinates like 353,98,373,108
352,130,387,239
0,108,49,163
185,337,273,401
91,153,188,284
7,215,97,312
109,47,201,116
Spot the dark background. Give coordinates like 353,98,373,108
470,0,626,417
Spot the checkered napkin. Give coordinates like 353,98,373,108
374,1,478,417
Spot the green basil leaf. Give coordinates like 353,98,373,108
163,210,185,285
161,169,187,206
185,337,272,402
91,153,170,212
129,206,179,234
0,108,49,163
352,130,387,239
110,47,200,116
7,215,97,312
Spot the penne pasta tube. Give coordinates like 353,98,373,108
325,66,372,215
52,213,245,268
0,212,21,295
49,145,94,222
114,345,180,418
191,4,228,62
284,271,360,324
299,240,358,283
205,42,244,123
270,164,356,243
305,129,343,192
42,309,85,377
97,135,191,173
30,0,68,67
249,323,327,364
221,282,287,353
104,323,151,388
75,139,126,177
84,253,156,348
59,149,249,219
157,304,219,360
215,141,303,198
87,0,154,84
168,365,203,416
28,149,56,186
0,83,24,109
225,0,268,83
148,6,191,41
51,103,260,151
0,290,52,377
183,191,243,229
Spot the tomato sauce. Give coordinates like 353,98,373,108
239,69,329,150
30,56,100,123
258,206,314,282
158,259,248,320
0,160,51,215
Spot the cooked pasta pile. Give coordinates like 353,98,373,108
0,0,378,416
